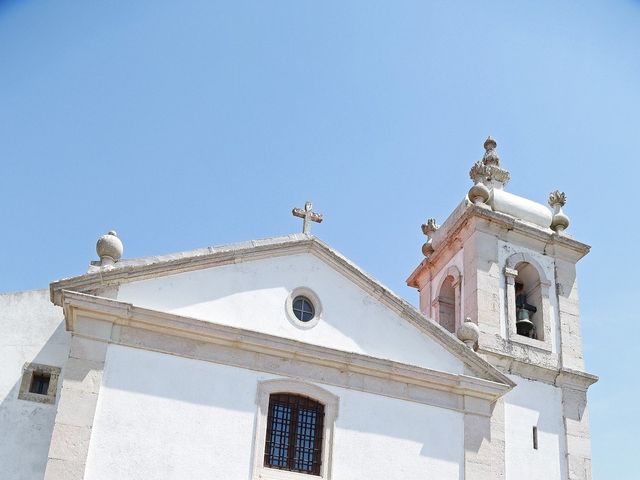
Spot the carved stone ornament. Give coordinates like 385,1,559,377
456,317,480,350
468,161,491,205
548,190,567,208
549,190,570,233
478,136,510,188
421,218,439,236
469,161,491,183
483,136,500,166
96,230,123,266
420,218,439,258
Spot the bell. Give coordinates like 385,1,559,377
516,307,535,337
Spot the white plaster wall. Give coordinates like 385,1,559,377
0,289,69,480
115,253,463,375
504,374,567,480
331,386,462,479
497,242,559,351
85,344,464,480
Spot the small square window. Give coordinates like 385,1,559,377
30,372,51,395
18,363,61,405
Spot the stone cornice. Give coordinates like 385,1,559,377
50,234,313,306
50,234,513,387
479,347,598,391
61,290,513,410
407,202,591,288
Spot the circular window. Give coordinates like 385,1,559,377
292,296,315,322
285,288,322,329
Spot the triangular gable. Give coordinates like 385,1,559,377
50,234,513,387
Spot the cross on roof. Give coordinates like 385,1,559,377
292,201,323,234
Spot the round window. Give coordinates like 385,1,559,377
292,296,315,322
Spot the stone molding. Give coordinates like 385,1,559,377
479,348,598,391
44,337,106,480
407,203,590,288
284,286,323,330
251,379,338,480
50,234,512,387
18,363,61,405
61,290,513,408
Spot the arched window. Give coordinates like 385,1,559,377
514,262,544,340
264,393,325,475
504,252,552,350
432,266,461,334
437,276,456,333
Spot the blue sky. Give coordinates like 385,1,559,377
1,0,638,476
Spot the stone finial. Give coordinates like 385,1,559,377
473,136,510,189
96,230,123,266
468,161,491,205
456,317,480,350
421,218,439,236
483,136,500,166
548,190,570,233
420,218,439,257
548,190,567,208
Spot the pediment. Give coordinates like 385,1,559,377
50,234,513,386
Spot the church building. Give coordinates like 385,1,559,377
1,138,597,479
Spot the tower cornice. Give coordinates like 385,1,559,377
407,202,590,288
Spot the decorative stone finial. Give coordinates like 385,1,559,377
548,190,570,233
96,230,123,266
548,190,567,208
420,218,439,257
471,136,510,189
456,317,480,350
468,161,491,205
483,136,499,166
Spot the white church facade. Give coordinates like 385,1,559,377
1,138,597,479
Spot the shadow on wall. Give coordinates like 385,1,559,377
0,318,70,480
100,344,465,470
113,253,461,376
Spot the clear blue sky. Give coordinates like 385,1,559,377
1,0,638,477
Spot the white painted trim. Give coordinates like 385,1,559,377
251,379,338,480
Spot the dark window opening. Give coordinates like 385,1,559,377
292,296,315,322
264,393,324,475
29,372,50,395
513,262,545,341
532,426,538,450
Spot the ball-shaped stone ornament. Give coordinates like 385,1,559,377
421,241,434,257
468,182,490,205
456,318,480,348
551,211,570,232
96,230,123,262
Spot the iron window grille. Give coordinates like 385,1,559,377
264,393,325,475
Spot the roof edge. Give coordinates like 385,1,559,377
407,203,591,288
50,233,514,387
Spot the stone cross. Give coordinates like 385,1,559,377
292,201,323,234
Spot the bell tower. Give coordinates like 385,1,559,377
407,137,597,480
